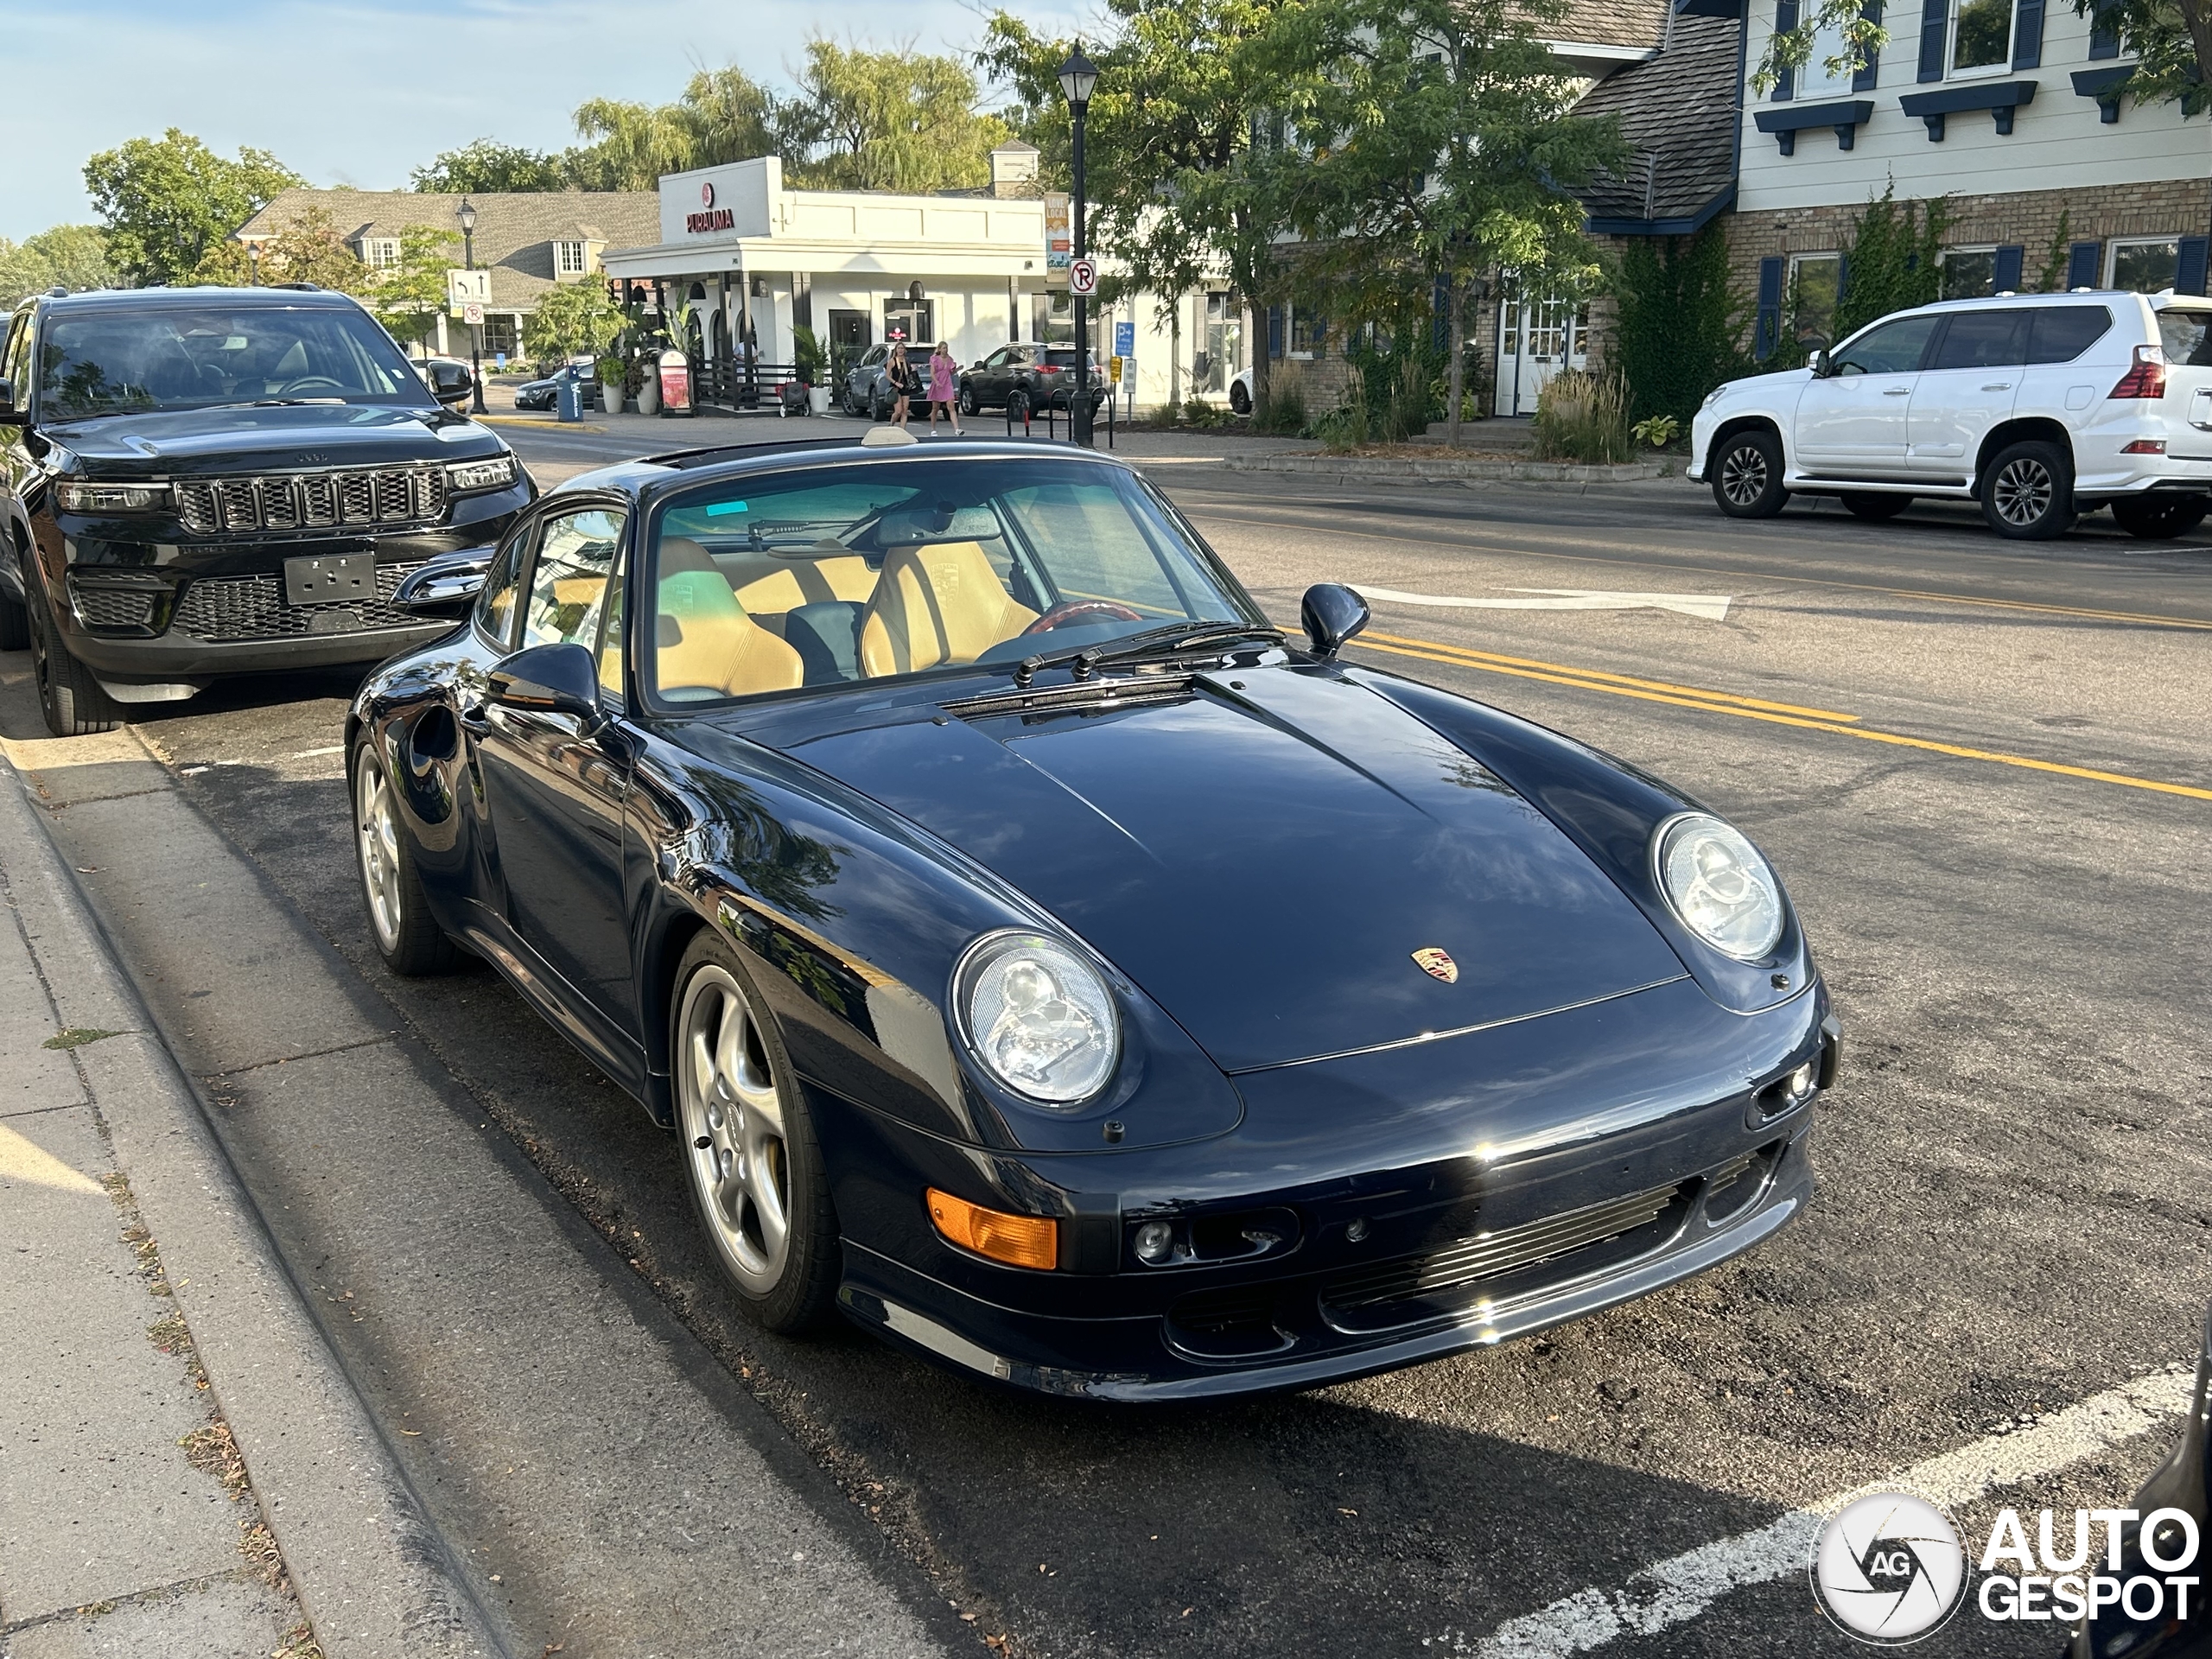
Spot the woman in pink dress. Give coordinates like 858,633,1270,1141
926,342,962,435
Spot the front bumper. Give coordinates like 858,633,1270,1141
822,976,1834,1400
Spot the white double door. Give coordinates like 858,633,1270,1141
1494,296,1588,417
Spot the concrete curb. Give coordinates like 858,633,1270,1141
0,746,505,1659
1221,452,1675,485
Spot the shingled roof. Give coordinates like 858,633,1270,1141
234,188,661,311
1547,0,1675,50
1570,11,1744,232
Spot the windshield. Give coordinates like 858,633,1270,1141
645,457,1258,706
36,302,434,420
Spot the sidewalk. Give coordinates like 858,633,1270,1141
0,739,497,1659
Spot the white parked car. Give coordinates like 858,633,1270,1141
1690,289,2212,540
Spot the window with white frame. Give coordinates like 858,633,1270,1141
1949,0,2018,75
2107,238,2180,292
556,240,588,276
1800,15,1859,97
1940,247,1999,299
362,237,400,270
1790,252,1843,348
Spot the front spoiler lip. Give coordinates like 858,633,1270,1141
837,1155,1812,1401
64,620,457,679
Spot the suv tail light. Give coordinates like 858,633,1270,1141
2109,345,2168,399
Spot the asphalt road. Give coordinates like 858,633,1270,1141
19,423,2212,1658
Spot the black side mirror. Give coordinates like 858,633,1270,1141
429,360,475,404
391,546,496,617
1301,582,1370,659
488,640,602,724
1810,348,1834,378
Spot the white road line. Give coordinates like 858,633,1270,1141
1356,586,1733,622
287,746,345,760
1471,1363,2197,1657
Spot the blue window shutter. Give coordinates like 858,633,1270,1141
2088,0,2120,56
1917,0,1948,81
1755,257,1785,360
2179,237,2209,296
1853,0,1885,88
2066,241,2101,289
2012,0,2046,68
1993,245,2024,291
1774,0,1799,98
1268,305,1284,359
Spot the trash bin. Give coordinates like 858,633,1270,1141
556,377,582,423
658,348,694,418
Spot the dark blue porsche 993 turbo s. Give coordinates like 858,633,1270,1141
346,430,1839,1400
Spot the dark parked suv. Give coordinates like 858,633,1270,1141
0,286,535,734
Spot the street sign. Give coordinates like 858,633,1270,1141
1114,320,1135,358
1069,257,1098,296
446,268,489,318
1109,356,1123,385
462,302,484,327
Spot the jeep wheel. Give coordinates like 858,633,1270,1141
1840,492,1911,522
2110,496,2209,541
27,576,121,737
1981,441,2076,540
1711,429,1789,518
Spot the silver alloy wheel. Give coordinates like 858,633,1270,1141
353,746,404,955
1719,442,1769,507
1991,457,2054,527
677,965,791,1294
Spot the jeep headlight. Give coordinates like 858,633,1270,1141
1653,812,1784,960
54,480,170,513
955,931,1120,1105
446,454,518,494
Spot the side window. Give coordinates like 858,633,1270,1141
595,540,627,698
1929,312,2027,371
1831,316,1940,377
520,507,626,652
2026,307,2114,365
475,519,534,649
2158,309,2212,368
1,314,29,398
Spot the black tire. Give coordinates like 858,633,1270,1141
671,931,840,1333
1710,427,1789,518
1230,381,1252,416
26,574,121,737
2110,496,2209,540
1840,492,1912,522
0,590,27,652
1980,440,2076,539
349,737,459,976
957,385,979,417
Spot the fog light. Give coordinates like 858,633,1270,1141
1788,1063,1815,1100
925,1188,1058,1270
1134,1220,1174,1264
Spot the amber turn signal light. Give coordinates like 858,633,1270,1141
925,1187,1058,1270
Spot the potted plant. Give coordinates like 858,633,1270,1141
636,351,660,416
596,354,626,414
793,326,831,415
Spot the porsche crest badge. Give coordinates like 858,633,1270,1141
1412,946,1459,983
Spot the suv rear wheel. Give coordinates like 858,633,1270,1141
1711,428,1789,518
27,575,122,737
1980,440,2076,540
1840,492,1911,522
2110,496,2209,541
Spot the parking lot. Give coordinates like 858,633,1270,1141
7,429,2208,1658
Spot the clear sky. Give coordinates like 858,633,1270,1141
0,0,1090,241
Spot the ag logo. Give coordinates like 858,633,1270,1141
1811,1492,1967,1643
1411,946,1458,983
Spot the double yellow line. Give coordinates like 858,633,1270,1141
1344,628,2212,804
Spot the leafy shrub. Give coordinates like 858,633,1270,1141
1631,414,1681,449
1614,224,1748,428
1252,368,1307,435
1313,377,1371,453
1533,370,1633,464
1181,397,1228,429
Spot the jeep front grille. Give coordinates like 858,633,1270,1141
175,467,448,536
171,561,427,643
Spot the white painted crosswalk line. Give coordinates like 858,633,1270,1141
1471,1363,2198,1657
1357,586,1733,622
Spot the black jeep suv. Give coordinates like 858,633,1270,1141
0,286,535,734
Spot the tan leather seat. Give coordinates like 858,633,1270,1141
858,542,1038,677
654,537,804,698
731,556,878,616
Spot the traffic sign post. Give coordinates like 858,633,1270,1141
1069,258,1098,296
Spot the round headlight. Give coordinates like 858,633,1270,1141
955,931,1120,1106
1652,813,1784,960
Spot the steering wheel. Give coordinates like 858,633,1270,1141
278,376,346,395
1020,601,1147,636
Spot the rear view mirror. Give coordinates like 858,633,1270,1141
391,546,495,617
489,641,602,725
1301,582,1370,659
428,359,475,404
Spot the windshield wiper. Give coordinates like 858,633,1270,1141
1009,622,1285,686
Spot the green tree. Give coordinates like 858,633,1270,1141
411,138,569,193
566,98,703,190
0,225,116,304
529,279,625,362
189,206,370,290
1612,225,1748,426
981,2,1306,402
2066,0,2209,115
1274,0,1627,442
782,39,1007,192
83,129,302,286
364,226,460,357
677,66,791,168
1751,1,1891,95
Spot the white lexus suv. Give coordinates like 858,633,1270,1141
1689,289,2211,540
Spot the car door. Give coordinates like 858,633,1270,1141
975,346,1013,405
1908,311,2025,479
468,499,640,1045
1792,314,1942,474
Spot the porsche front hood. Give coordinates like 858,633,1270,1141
776,664,1688,1074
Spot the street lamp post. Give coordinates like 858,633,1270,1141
457,197,486,414
1058,46,1099,447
